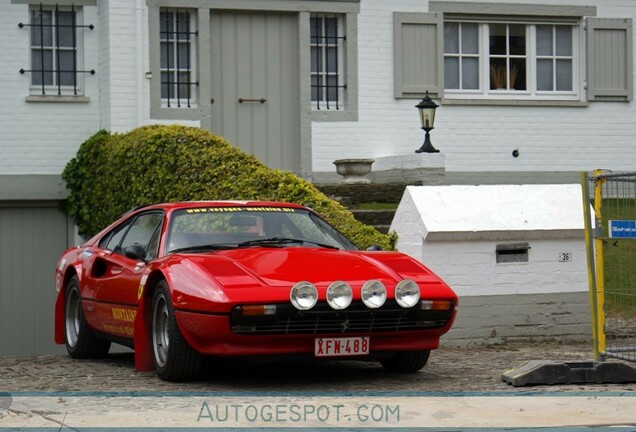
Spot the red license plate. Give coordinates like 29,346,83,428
314,337,370,357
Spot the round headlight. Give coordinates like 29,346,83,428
290,281,318,310
326,281,353,310
395,279,420,308
361,280,387,309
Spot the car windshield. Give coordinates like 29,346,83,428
166,206,357,254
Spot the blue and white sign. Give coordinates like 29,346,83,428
609,220,636,238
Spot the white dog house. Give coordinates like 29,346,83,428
390,184,591,344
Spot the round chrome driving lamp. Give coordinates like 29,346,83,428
361,280,387,309
395,279,420,308
290,281,318,310
326,281,353,310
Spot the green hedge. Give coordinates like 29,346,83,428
62,125,395,250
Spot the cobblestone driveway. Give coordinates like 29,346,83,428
2,341,635,393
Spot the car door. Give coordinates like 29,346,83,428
90,212,164,338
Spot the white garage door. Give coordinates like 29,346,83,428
0,203,71,355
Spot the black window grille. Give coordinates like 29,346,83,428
310,14,346,110
19,4,94,96
160,8,198,108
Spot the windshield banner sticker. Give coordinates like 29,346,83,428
186,207,296,214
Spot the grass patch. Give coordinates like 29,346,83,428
598,198,636,315
353,202,399,211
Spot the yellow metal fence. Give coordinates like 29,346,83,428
583,170,636,362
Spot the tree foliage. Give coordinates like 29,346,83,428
62,125,395,250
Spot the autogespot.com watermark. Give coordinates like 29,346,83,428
3,393,636,429
197,401,400,424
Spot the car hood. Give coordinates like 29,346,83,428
194,247,404,288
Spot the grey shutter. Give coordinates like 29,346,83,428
394,12,443,99
586,18,633,102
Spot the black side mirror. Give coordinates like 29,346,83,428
365,244,383,251
124,244,147,262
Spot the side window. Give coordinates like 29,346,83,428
99,221,132,251
146,226,162,261
119,213,164,257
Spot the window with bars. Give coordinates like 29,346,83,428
310,14,346,110
160,9,198,108
19,4,94,96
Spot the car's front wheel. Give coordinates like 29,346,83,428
152,281,202,381
65,275,111,358
380,350,430,373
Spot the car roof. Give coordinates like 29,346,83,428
133,200,307,213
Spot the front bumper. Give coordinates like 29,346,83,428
175,302,456,356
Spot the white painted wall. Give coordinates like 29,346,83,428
4,0,636,178
418,239,588,297
0,0,158,177
101,0,149,133
0,2,101,175
391,185,589,297
311,0,636,174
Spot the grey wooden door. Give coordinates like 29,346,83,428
210,11,300,172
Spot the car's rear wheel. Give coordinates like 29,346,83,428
380,350,430,373
65,275,111,358
151,281,202,381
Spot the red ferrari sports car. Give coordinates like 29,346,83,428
55,201,457,381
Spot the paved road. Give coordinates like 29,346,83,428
2,341,635,393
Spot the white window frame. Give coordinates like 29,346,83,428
28,4,86,96
443,20,582,101
310,13,347,111
488,23,528,92
535,24,577,94
159,8,198,109
444,22,480,91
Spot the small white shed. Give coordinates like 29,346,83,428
390,184,591,344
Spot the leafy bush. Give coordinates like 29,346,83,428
62,125,395,250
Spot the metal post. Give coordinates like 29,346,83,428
593,169,607,359
415,127,439,153
581,172,600,361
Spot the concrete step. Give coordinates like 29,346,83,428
316,183,407,205
350,209,395,234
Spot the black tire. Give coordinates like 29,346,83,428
380,350,430,373
151,281,202,381
65,276,111,358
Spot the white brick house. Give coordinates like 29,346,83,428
1,0,634,354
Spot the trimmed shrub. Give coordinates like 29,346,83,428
62,125,395,250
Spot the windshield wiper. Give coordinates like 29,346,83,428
237,237,339,250
169,244,233,254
